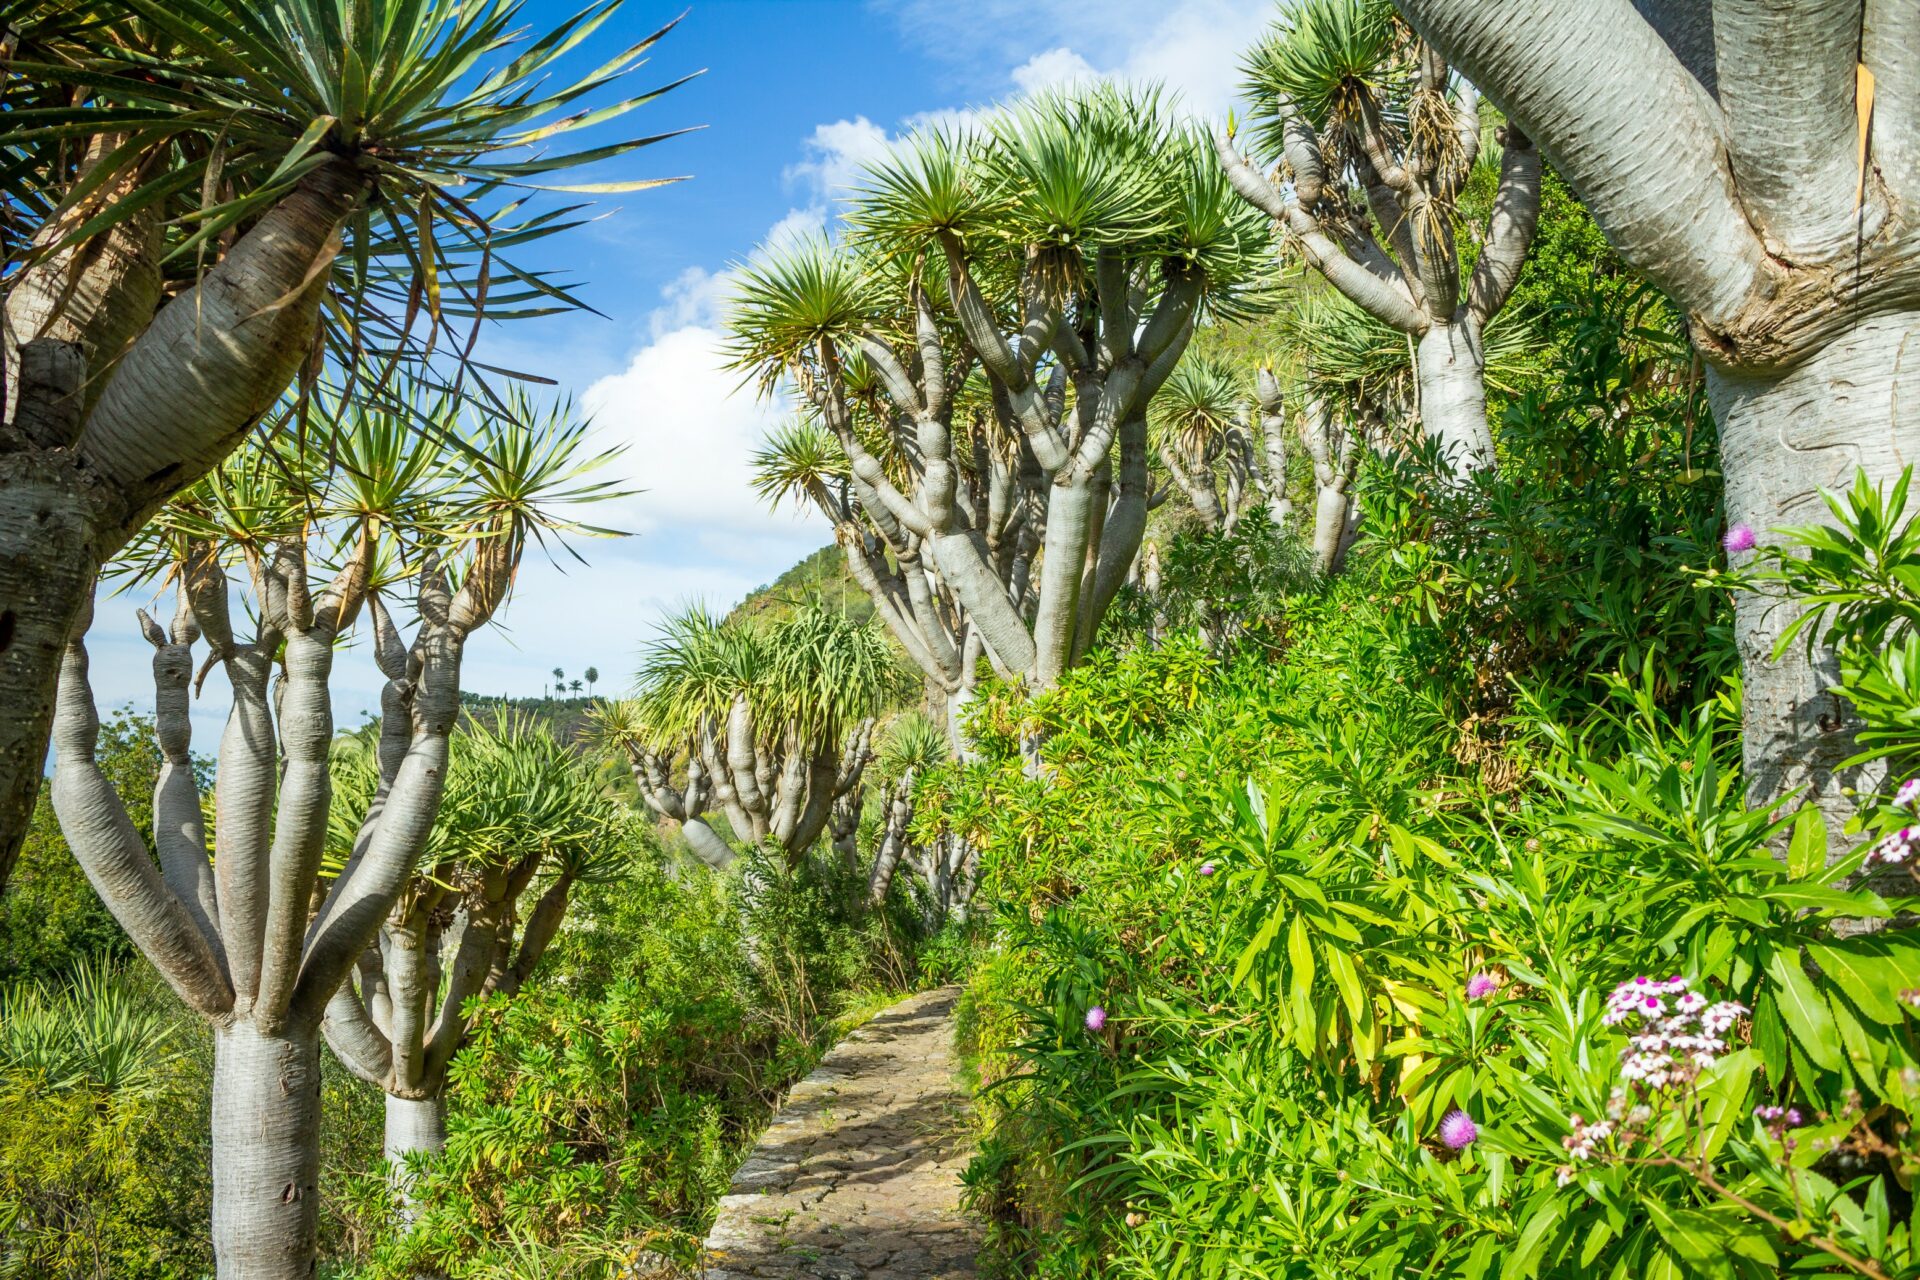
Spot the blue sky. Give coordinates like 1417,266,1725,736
83,0,1275,746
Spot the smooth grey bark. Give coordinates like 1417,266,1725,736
1416,320,1495,467
1159,439,1227,530
1303,397,1361,576
1713,316,1915,846
868,768,917,903
384,1093,447,1168
211,1020,323,1280
1394,0,1920,858
0,158,366,895
1218,52,1540,474
1254,370,1295,528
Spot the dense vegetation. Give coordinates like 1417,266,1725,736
6,0,1920,1278
944,295,1920,1278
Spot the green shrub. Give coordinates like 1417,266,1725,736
946,336,1920,1276
0,963,210,1280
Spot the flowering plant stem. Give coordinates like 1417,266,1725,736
1638,1153,1893,1280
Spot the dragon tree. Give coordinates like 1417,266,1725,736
0,0,692,893
732,84,1271,700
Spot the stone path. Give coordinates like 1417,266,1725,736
701,987,979,1279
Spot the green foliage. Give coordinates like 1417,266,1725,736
1729,469,1920,791
331,713,628,882
1240,0,1397,133
949,579,1920,1277
618,600,905,749
1107,507,1317,657
332,856,757,1277
939,281,1920,1278
1362,283,1731,725
0,964,212,1279
731,543,872,627
878,711,949,786
1149,353,1245,460
333,833,920,1278
0,959,180,1094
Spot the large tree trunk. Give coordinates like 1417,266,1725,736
1312,479,1352,576
1712,312,1917,846
385,1092,448,1166
1030,478,1098,689
211,1020,323,1280
1391,0,1920,863
1416,320,1495,472
1,161,364,893
0,465,99,891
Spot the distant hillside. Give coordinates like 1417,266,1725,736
457,693,603,749
728,542,872,625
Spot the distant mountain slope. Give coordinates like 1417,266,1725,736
727,542,871,625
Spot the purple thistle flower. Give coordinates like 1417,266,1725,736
1085,1005,1107,1032
1439,1109,1478,1149
1198,862,1217,877
1465,972,1499,1000
1723,523,1757,554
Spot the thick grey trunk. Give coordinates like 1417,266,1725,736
1313,483,1353,577
945,683,976,762
1031,479,1097,689
0,464,99,892
384,1091,448,1166
1416,321,1496,472
1710,312,1920,861
211,1020,322,1280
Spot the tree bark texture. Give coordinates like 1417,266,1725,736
1713,313,1918,839
210,1020,323,1280
384,1092,449,1165
1416,320,1495,471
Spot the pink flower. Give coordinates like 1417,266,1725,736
1439,1109,1478,1149
1085,1006,1107,1032
1723,523,1757,553
1868,827,1916,866
1198,862,1217,877
1898,778,1920,808
1465,972,1499,1000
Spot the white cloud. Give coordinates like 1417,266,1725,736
783,116,894,204
880,0,1272,120
762,205,828,254
581,323,811,541
1011,46,1098,96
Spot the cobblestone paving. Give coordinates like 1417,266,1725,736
701,987,979,1279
